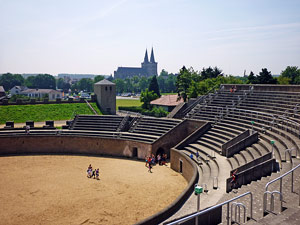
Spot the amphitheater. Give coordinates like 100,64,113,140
0,84,300,225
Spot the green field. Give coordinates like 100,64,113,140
0,103,102,124
116,98,142,109
161,93,177,95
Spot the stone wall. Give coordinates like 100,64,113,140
0,136,152,159
152,119,206,157
226,158,277,193
221,84,300,92
223,131,259,157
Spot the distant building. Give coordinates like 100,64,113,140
0,86,5,97
94,79,116,115
10,86,62,100
150,94,184,112
10,86,28,95
114,48,158,79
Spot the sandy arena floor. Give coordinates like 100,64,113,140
0,155,187,225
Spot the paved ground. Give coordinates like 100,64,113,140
0,155,187,225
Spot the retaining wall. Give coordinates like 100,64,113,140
226,158,277,193
224,131,258,157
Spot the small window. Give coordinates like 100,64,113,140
105,86,107,91
52,94,55,99
110,86,112,91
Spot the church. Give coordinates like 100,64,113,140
114,48,158,79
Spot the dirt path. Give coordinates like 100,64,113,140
0,155,187,225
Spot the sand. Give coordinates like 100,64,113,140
0,155,187,225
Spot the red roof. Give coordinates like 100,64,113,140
150,95,183,106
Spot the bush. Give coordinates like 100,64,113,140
118,106,168,117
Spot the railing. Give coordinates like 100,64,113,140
263,163,300,216
182,84,221,117
263,191,283,215
231,202,246,224
166,191,253,225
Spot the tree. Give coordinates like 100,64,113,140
138,77,149,92
76,78,93,92
176,66,194,102
140,88,158,109
200,67,223,80
280,66,300,84
257,68,277,84
34,74,56,89
94,75,105,83
113,79,125,93
247,71,258,84
157,76,166,93
148,76,161,97
0,73,25,90
56,78,64,89
277,76,291,85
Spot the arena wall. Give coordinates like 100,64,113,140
0,136,152,159
152,119,206,157
136,149,198,225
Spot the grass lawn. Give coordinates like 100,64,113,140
0,103,102,124
116,99,141,109
161,93,177,95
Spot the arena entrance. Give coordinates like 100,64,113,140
156,147,165,157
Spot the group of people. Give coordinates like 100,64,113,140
145,154,168,173
86,164,100,180
230,85,238,93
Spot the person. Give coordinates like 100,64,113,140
233,85,237,92
163,154,168,166
25,125,30,134
148,161,152,173
190,153,193,160
231,169,238,192
87,164,92,178
91,169,96,179
95,168,100,180
151,154,156,165
196,151,199,160
145,156,149,167
157,154,161,165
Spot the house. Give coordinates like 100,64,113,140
20,89,63,100
150,94,184,112
0,86,5,97
10,86,28,95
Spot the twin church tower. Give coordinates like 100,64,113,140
114,48,158,79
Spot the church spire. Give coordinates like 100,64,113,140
144,49,149,63
150,47,155,63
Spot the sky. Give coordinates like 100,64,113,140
0,0,300,76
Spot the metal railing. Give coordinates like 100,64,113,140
263,191,283,215
263,163,300,216
231,202,246,224
166,191,253,225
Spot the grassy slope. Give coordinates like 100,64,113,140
116,99,141,109
0,103,102,124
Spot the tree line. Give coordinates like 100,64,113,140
1,66,299,96
175,66,300,101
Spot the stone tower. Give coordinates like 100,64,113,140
141,47,158,76
94,79,116,115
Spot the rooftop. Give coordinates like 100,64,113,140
150,94,183,106
95,79,115,85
